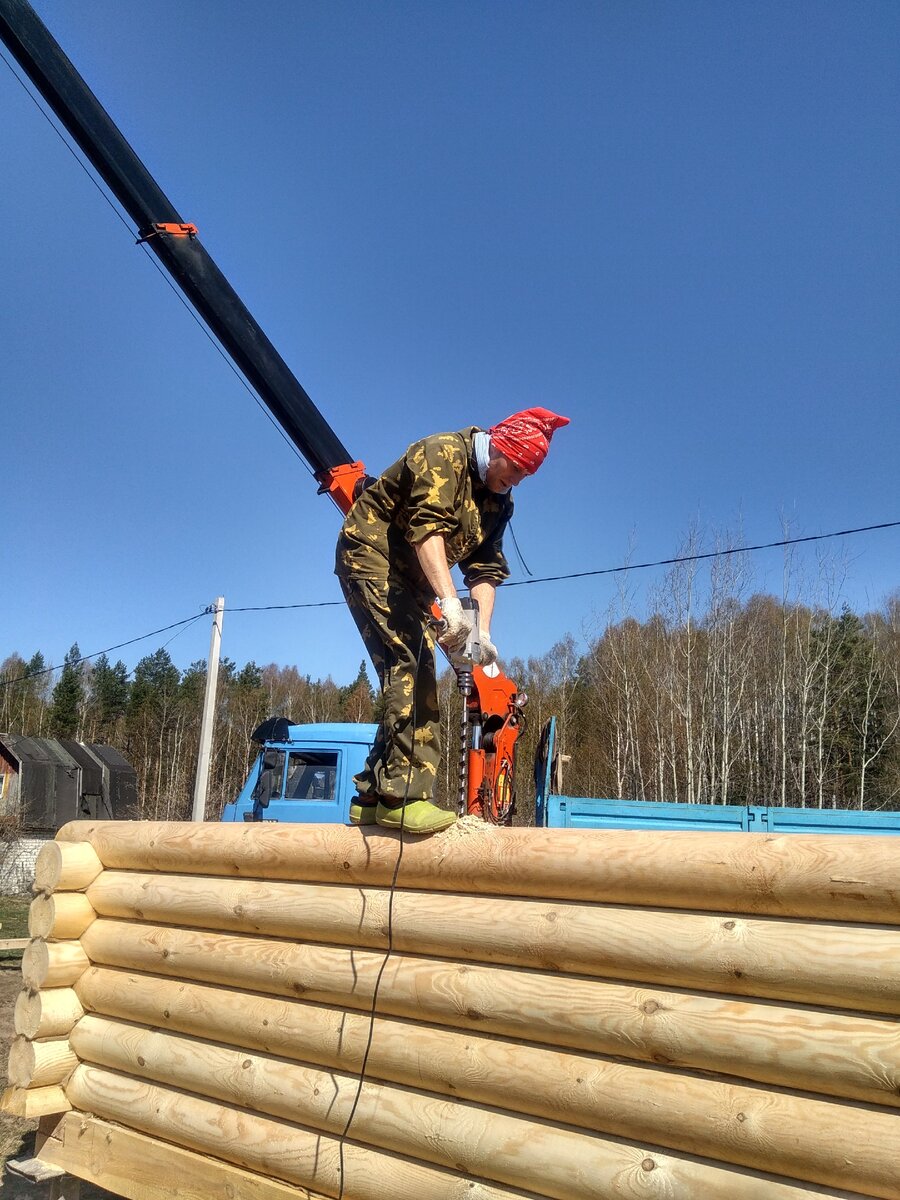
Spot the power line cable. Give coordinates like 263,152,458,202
228,600,345,612
225,519,900,613
158,613,211,655
4,515,889,693
0,611,212,690
0,47,314,474
507,518,533,577
499,519,900,590
1,522,893,691
3,59,896,640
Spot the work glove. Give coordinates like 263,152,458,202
478,631,499,668
437,596,469,653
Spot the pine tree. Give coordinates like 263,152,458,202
129,648,181,719
807,606,888,807
340,660,375,723
235,662,263,690
89,654,130,743
1,651,51,734
127,648,184,819
22,652,50,734
49,644,84,738
0,654,27,730
832,607,888,805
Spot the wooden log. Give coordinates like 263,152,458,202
79,907,900,1015
7,1035,78,1089
65,1064,858,1200
36,1111,327,1200
63,1065,546,1200
86,870,399,945
74,965,900,1112
69,1011,900,1196
0,1085,71,1118
84,870,900,1012
57,820,900,922
34,841,103,894
29,893,96,941
15,987,84,1039
22,940,90,991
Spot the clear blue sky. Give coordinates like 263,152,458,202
2,0,898,688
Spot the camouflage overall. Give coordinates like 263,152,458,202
335,427,512,802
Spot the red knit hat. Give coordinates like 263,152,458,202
489,407,570,474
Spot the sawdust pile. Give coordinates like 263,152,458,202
438,814,499,841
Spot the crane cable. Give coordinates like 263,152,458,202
0,45,315,475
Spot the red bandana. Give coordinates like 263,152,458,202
489,407,570,474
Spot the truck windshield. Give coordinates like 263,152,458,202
284,751,338,801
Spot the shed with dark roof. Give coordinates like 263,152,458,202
0,734,137,830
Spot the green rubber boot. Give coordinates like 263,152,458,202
375,800,457,835
349,798,379,826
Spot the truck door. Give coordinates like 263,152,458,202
262,748,343,823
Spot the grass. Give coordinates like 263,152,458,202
0,897,29,935
1,906,34,1168
0,897,30,959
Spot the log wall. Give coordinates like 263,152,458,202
5,820,900,1200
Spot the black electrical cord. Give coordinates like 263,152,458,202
335,625,429,1200
506,518,533,577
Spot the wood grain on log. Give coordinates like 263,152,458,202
68,1011,900,1196
34,841,102,894
15,986,84,1039
0,1085,71,1118
35,1111,326,1200
74,965,900,1109
22,940,90,991
65,1064,860,1200
79,911,900,1014
7,1035,78,1089
29,893,96,941
57,821,900,922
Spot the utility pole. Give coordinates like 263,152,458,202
192,597,224,821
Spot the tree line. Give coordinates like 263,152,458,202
2,558,899,824
0,648,376,822
500,556,900,822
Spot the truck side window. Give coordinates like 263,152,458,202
284,752,338,802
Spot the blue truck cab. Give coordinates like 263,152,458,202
221,722,378,824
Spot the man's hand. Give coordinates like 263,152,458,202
437,596,469,653
478,630,499,667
